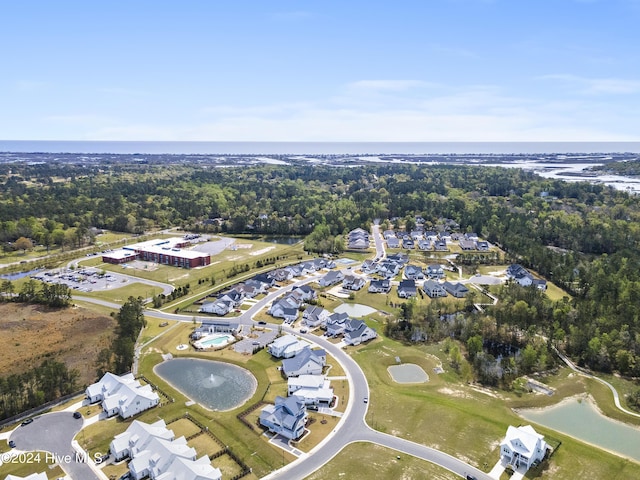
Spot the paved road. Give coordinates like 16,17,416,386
8,412,100,480
371,221,386,260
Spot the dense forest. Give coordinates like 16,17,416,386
2,160,640,382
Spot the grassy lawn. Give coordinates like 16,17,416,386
188,433,224,457
354,333,640,479
212,452,245,479
295,414,340,452
0,451,65,479
167,417,202,438
78,416,130,459
304,442,458,480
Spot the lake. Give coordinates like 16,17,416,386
518,396,640,461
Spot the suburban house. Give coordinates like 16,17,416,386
318,270,344,287
383,230,396,240
325,312,350,336
434,239,448,251
410,230,424,240
191,320,238,340
344,322,377,346
402,238,415,249
271,268,294,282
459,239,477,250
405,265,424,280
477,240,490,251
424,231,439,241
500,425,548,471
260,396,308,440
86,372,159,419
368,279,391,293
377,260,401,278
268,286,316,321
423,280,448,298
417,239,432,251
267,334,312,358
281,346,327,377
347,228,370,250
506,264,546,289
443,281,469,298
110,419,174,462
397,279,417,298
342,274,366,290
426,264,445,279
288,375,333,406
199,299,234,316
302,305,330,328
466,232,479,241
386,237,400,248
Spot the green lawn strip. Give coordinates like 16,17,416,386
304,442,459,480
212,452,246,479
0,451,65,479
81,282,164,303
139,319,178,346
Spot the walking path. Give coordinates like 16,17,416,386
553,345,640,419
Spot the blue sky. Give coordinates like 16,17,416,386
2,0,639,141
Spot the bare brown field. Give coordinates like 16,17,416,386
0,303,116,385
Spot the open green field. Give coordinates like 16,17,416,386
305,442,458,480
354,334,640,479
81,281,164,303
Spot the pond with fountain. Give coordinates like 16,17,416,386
154,358,257,411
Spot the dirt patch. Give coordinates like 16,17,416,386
0,303,116,386
438,387,471,399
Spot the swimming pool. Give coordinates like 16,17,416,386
194,333,235,349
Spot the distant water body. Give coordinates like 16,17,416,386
1,141,640,155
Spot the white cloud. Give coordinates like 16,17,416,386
539,74,640,94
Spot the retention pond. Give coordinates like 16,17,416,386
518,396,640,462
154,358,257,411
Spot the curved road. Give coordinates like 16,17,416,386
74,270,492,479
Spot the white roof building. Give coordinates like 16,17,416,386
86,372,159,419
500,425,548,471
111,420,222,480
288,375,333,405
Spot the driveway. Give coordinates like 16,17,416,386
9,412,100,480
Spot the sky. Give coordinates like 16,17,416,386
1,0,639,142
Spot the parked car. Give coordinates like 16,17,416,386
257,321,266,325
363,397,368,403
8,440,16,448
73,411,82,419
21,418,33,426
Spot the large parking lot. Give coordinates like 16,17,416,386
32,267,130,293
